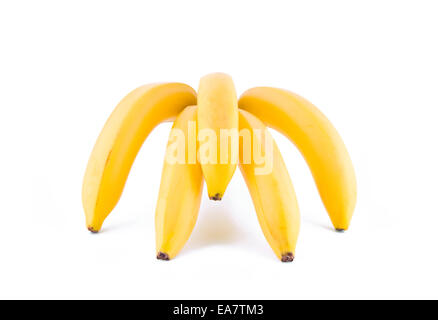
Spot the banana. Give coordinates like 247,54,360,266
238,109,300,262
239,87,356,231
155,106,203,260
82,83,197,232
197,73,238,200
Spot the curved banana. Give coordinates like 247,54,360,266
239,109,300,262
239,87,356,231
82,83,197,232
155,106,203,260
197,73,238,200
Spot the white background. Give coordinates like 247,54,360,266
0,0,437,299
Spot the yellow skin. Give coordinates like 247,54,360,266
239,109,300,262
239,87,357,230
155,106,203,260
197,73,238,200
82,83,197,232
83,76,356,263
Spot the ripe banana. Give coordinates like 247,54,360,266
82,83,197,232
197,73,238,200
238,109,300,262
155,106,203,260
239,87,356,231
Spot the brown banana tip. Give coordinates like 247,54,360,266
157,252,170,261
209,193,222,201
281,252,295,262
335,229,345,233
87,226,99,233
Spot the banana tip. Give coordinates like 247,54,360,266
87,226,99,233
209,193,222,201
281,252,294,262
335,229,346,233
157,252,170,261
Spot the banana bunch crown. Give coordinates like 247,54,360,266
82,73,356,261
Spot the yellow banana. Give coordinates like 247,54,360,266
239,109,300,262
82,83,197,232
239,87,356,231
197,73,238,200
155,106,203,260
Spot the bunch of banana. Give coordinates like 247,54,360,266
82,73,356,262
